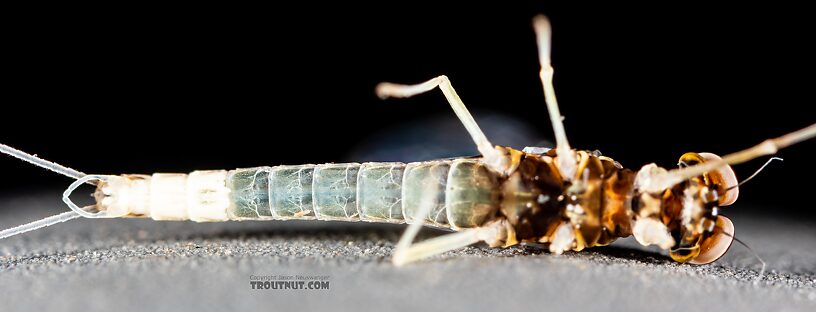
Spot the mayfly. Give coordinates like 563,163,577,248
2,16,815,267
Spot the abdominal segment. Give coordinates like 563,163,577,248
223,159,501,229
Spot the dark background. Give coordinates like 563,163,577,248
1,4,813,214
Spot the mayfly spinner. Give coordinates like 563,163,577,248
2,16,815,267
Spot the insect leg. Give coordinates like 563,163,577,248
533,15,577,181
376,76,507,173
548,221,577,254
394,175,499,266
392,227,490,266
638,123,816,193
393,174,441,266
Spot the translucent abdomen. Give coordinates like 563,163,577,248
96,159,501,229
227,159,499,229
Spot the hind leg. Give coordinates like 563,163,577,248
392,176,503,266
376,76,510,174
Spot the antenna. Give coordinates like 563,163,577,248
727,157,783,191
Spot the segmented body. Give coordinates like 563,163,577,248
227,158,497,229
100,158,499,229
96,147,637,251
2,14,813,265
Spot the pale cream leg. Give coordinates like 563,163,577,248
548,221,576,254
393,177,497,266
376,76,506,173
393,229,484,266
533,15,577,181
638,124,816,193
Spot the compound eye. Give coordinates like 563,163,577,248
689,216,734,265
698,153,739,206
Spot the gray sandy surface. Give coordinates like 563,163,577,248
1,191,814,312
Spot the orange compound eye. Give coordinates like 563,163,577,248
679,152,740,206
697,153,739,206
689,216,735,265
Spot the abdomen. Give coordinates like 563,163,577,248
219,159,501,229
